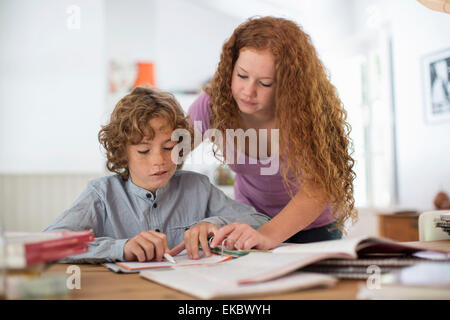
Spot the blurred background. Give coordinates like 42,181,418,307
0,0,449,239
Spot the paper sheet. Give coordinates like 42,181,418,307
273,237,366,256
140,266,336,299
115,251,230,270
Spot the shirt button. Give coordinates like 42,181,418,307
155,229,160,233
146,193,152,199
153,203,157,208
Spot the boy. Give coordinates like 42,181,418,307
44,87,270,263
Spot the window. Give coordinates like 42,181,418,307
330,30,397,208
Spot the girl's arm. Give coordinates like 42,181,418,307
210,183,328,250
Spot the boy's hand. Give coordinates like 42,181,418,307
210,223,271,251
170,222,219,260
123,230,169,262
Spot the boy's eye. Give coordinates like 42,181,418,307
164,146,175,151
138,150,149,154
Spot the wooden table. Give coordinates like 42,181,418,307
41,240,450,300
42,264,361,300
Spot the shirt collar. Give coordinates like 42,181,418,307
125,177,170,202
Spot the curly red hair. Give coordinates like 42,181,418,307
207,16,357,232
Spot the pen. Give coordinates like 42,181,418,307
163,252,176,264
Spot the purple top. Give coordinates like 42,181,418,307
188,92,335,230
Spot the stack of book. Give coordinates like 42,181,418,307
5,230,94,269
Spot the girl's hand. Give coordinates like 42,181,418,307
210,223,272,251
123,230,169,262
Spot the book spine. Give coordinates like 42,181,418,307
24,232,94,251
25,244,89,265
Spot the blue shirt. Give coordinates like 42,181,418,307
43,170,270,263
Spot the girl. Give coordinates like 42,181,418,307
188,16,357,250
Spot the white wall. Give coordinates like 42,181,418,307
105,0,156,62
192,0,356,75
0,0,241,174
0,0,107,173
153,0,241,92
104,0,240,96
353,0,450,210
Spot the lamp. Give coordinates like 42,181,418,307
417,0,450,13
133,62,156,88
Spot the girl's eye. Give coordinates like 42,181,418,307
260,82,272,88
138,150,149,154
237,73,248,79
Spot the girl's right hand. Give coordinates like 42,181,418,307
209,222,272,251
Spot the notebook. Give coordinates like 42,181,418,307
108,250,231,273
300,254,450,279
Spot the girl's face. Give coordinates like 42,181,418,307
126,118,178,193
231,48,276,119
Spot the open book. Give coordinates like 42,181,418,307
236,235,449,284
140,236,448,298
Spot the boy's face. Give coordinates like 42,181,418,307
126,118,178,193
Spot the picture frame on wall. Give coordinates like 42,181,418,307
422,47,450,124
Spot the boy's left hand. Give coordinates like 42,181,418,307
169,222,219,260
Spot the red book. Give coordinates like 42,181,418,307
5,230,94,269
25,243,90,265
6,230,94,250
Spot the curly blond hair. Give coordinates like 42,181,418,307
207,16,357,232
98,86,193,180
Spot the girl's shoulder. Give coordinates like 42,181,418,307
187,91,211,133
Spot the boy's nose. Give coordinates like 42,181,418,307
149,151,165,166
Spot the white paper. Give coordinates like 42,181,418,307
205,251,339,283
412,250,450,260
396,263,450,287
140,266,336,299
272,236,368,257
116,252,229,270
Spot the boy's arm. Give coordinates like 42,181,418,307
43,187,127,263
200,183,270,229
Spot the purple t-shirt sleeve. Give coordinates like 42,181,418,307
187,91,211,134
